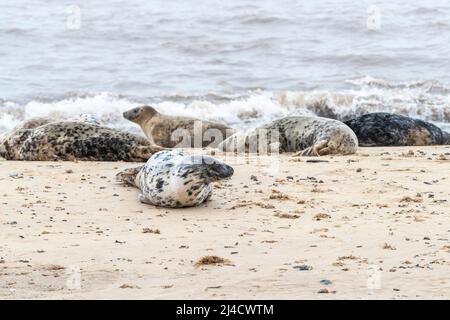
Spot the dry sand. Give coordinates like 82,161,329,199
0,146,450,299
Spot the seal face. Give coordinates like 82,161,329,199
344,113,450,146
218,116,358,156
116,150,234,208
123,105,236,148
0,120,164,161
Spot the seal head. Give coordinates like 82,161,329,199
179,154,234,182
123,106,158,124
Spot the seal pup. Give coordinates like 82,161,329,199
344,113,450,146
116,150,234,207
123,105,235,148
218,116,358,156
0,121,164,161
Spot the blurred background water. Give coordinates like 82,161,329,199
1,0,449,132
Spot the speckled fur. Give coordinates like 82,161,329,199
0,121,164,161
116,150,234,208
344,113,450,146
123,106,236,148
9,114,101,132
13,117,54,130
219,116,358,156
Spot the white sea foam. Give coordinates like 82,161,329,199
279,77,450,128
1,77,449,133
0,91,292,133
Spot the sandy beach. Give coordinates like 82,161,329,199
1,146,450,299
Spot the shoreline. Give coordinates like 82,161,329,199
1,146,450,299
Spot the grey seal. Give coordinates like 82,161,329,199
344,112,450,146
219,116,358,156
123,105,236,148
116,150,234,207
0,121,164,161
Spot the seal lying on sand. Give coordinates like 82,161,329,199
218,116,358,156
123,106,235,148
0,121,163,161
344,113,450,146
116,150,234,207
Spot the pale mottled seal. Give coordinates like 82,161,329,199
0,121,164,161
344,113,450,146
123,106,235,148
218,116,358,156
116,150,234,207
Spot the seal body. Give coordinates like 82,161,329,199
344,113,450,146
123,106,236,148
9,114,101,131
116,150,234,207
219,116,358,156
0,121,163,161
13,117,54,130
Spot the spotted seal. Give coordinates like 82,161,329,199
123,105,235,148
218,116,358,156
0,121,164,161
116,150,234,207
344,112,450,146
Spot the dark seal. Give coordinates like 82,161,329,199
344,113,450,146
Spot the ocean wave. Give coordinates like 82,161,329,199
1,78,449,134
0,91,283,133
347,76,450,94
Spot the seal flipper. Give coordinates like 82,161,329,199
116,165,144,187
205,189,213,202
132,144,166,161
294,140,329,157
294,146,316,157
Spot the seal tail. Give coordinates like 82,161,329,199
132,144,166,161
116,165,144,187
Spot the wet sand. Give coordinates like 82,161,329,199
1,146,450,299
